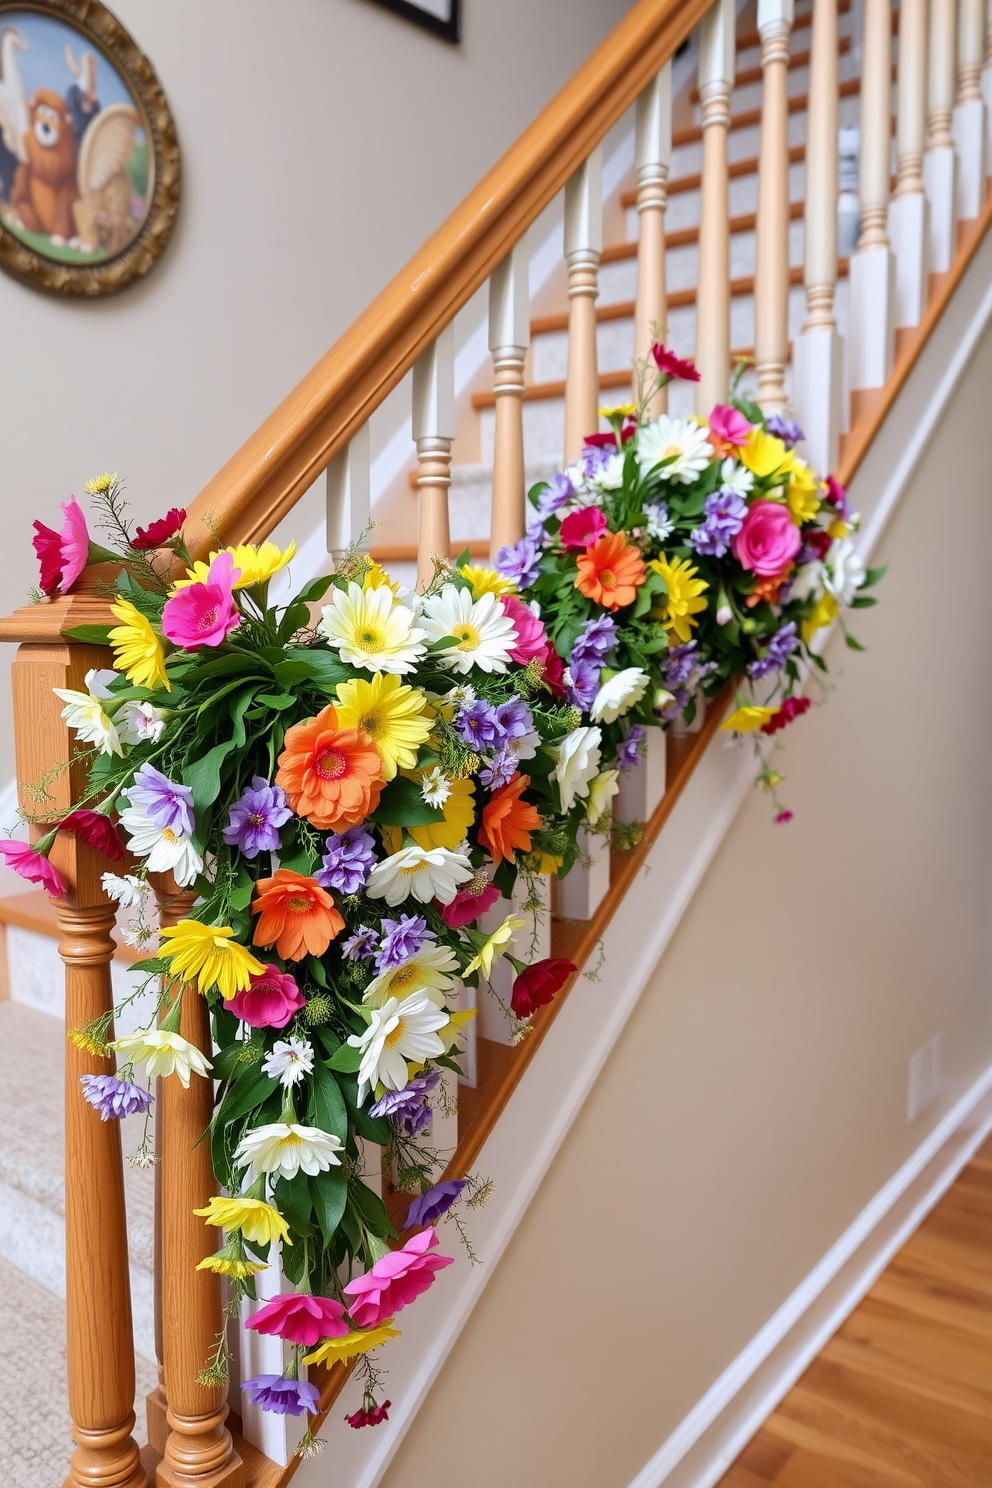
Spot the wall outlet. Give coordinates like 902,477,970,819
907,1032,944,1123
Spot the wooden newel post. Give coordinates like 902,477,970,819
152,879,244,1488
0,583,147,1488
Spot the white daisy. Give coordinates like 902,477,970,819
590,667,650,724
823,537,866,606
52,668,122,757
644,502,675,543
118,804,203,887
261,1037,315,1087
420,767,451,809
789,560,826,603
590,452,626,491
720,457,754,495
347,993,449,1102
554,726,603,811
443,683,476,708
636,416,713,484
118,701,167,746
101,872,148,909
234,1121,343,1181
112,1029,212,1088
361,942,460,1009
421,585,517,674
585,769,620,825
365,844,473,906
319,581,428,674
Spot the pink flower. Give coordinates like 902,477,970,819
774,810,794,824
732,499,801,577
162,551,241,650
438,875,501,928
824,474,848,515
500,595,548,665
559,506,608,552
708,404,752,449
245,1293,348,1347
0,839,67,898
226,966,305,1028
133,508,187,550
32,498,91,595
652,344,700,382
59,809,126,862
343,1227,453,1329
346,1399,391,1428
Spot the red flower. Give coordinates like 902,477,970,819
584,431,618,450
32,498,91,595
559,506,608,552
774,810,795,824
761,696,811,735
804,529,832,560
438,876,501,928
652,344,700,382
538,640,566,698
132,507,187,550
824,475,847,513
59,809,126,862
511,957,575,1019
345,1399,391,1429
32,522,64,595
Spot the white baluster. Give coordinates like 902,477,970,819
925,0,960,273
488,243,531,558
889,0,931,329
848,0,896,399
325,421,371,560
633,64,672,416
793,0,844,473
695,0,736,416
563,149,603,462
413,324,456,589
554,824,611,922
614,726,667,824
355,1136,383,1199
953,0,989,218
480,874,552,1043
982,0,992,173
755,0,795,413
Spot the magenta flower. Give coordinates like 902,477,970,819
132,507,187,550
226,966,305,1028
246,1293,349,1347
343,1227,453,1329
437,875,501,928
0,838,67,897
161,552,241,651
345,1398,391,1428
59,809,126,863
559,506,608,552
732,499,802,577
708,404,752,448
32,498,92,595
651,343,700,382
500,595,548,665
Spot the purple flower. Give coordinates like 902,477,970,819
495,535,542,589
316,826,377,895
126,763,194,836
479,745,517,793
691,489,748,558
242,1375,319,1417
79,1074,154,1121
494,697,533,741
370,1069,439,1133
536,470,575,516
376,913,433,972
661,641,699,689
342,925,378,961
223,777,292,860
748,620,799,680
566,659,600,712
766,413,804,448
616,724,645,771
404,1179,467,1230
456,699,503,748
572,615,617,667
580,445,613,480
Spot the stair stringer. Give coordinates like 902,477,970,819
294,213,992,1488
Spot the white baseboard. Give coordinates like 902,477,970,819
628,1061,992,1488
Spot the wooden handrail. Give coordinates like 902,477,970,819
180,0,713,560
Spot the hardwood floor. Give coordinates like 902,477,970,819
718,1136,992,1487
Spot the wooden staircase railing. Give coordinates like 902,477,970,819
3,0,992,1480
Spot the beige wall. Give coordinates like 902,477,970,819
378,323,992,1487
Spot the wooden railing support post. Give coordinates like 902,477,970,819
413,324,456,588
953,0,989,218
563,147,603,462
488,242,531,557
848,0,896,403
754,0,795,413
633,63,672,416
925,0,961,273
695,0,735,415
889,0,931,330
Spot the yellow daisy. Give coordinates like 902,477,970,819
159,920,265,1000
721,705,777,733
193,1195,291,1247
362,560,400,593
438,1007,476,1053
801,591,838,645
334,673,433,781
649,555,709,643
197,1250,266,1278
108,599,171,692
459,564,516,600
408,772,476,850
783,455,821,525
740,428,789,479
172,541,296,592
304,1322,401,1368
524,849,563,875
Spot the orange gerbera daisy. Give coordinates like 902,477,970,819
574,530,646,612
276,705,383,831
479,773,541,865
251,869,344,961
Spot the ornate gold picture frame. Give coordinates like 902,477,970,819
0,0,180,295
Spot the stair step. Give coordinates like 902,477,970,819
673,73,864,151
626,143,807,205
600,200,805,268
735,0,850,52
690,35,852,101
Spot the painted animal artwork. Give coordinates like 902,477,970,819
0,10,151,264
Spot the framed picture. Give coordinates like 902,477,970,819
0,0,180,296
369,0,460,44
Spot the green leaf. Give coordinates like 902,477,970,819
255,692,298,711
215,1067,279,1130
851,595,877,609
182,740,237,812
62,623,114,645
338,1072,390,1143
348,1172,396,1240
307,1060,348,1141
326,1041,364,1074
274,1173,314,1235
862,565,887,588
309,1168,347,1240
844,633,867,651
371,775,445,827
453,546,471,569
295,575,334,606
273,651,349,690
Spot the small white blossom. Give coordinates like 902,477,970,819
420,767,451,809
101,872,148,909
261,1037,315,1087
719,457,754,496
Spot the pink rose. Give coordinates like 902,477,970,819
226,965,305,1028
708,404,752,448
343,1227,453,1329
559,505,608,552
501,595,548,664
732,499,801,577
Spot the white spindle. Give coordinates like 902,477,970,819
554,824,611,921
633,64,673,415
614,727,667,824
695,0,736,415
325,421,371,559
848,0,896,396
754,0,796,413
563,148,603,462
953,0,989,218
925,0,960,272
982,0,992,172
488,243,530,558
793,0,844,473
413,324,456,588
479,876,552,1043
889,0,931,329
355,1136,383,1198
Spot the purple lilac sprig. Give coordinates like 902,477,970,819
376,914,433,972
316,826,377,895
80,1073,154,1121
690,489,748,558
479,745,516,793
223,777,292,859
766,413,804,447
748,621,800,680
370,1069,440,1137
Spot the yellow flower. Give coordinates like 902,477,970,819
197,1250,266,1278
193,1195,291,1247
362,560,400,593
464,915,524,979
783,456,821,525
334,673,433,781
598,402,635,418
459,564,515,600
721,705,777,733
801,591,838,645
108,599,171,692
304,1322,401,1368
524,849,563,875
83,472,117,495
740,428,789,479
649,555,708,643
159,920,265,999
408,772,476,851
172,541,297,592
828,517,850,540
438,1007,476,1053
